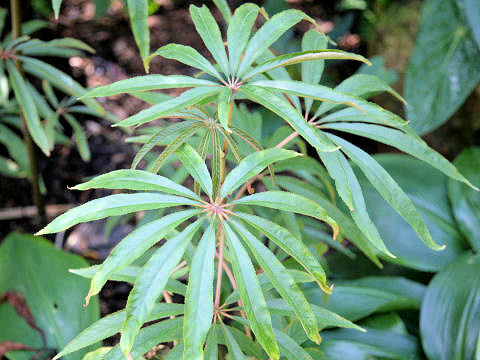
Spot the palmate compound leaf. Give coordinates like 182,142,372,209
120,218,204,358
223,223,280,360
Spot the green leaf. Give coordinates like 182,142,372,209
183,224,216,360
302,30,327,114
274,329,314,360
120,219,204,357
0,123,30,173
18,38,95,54
204,327,218,360
217,87,232,132
321,122,478,190
176,143,213,198
233,191,338,237
465,0,480,48
355,154,467,271
127,0,150,69
240,85,339,152
0,233,99,360
36,193,201,235
105,318,183,360
189,5,230,76
227,3,259,75
231,220,321,343
316,74,405,115
71,209,199,305
64,113,90,162
404,0,480,135
448,147,480,251
6,61,49,156
150,44,224,81
237,9,311,77
83,75,218,98
20,56,104,115
235,212,330,293
211,129,222,197
327,133,443,251
71,169,200,200
220,324,247,360
213,0,232,23
220,148,299,198
82,347,112,360
420,252,480,360
115,86,221,127
52,303,183,360
223,223,280,360
52,0,62,18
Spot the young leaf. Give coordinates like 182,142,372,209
6,61,49,156
235,212,331,293
220,148,299,198
120,219,204,357
237,9,312,77
71,169,200,200
223,223,280,360
189,4,230,76
115,86,221,127
127,0,150,70
36,193,201,235
151,44,224,81
227,4,259,75
183,224,216,360
83,75,218,98
239,85,339,152
231,220,321,343
176,143,213,198
233,191,338,237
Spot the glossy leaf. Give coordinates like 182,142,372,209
220,148,299,198
404,0,480,135
176,143,213,198
447,147,480,251
224,223,280,360
189,5,230,76
183,224,216,360
127,0,149,68
120,219,204,357
421,252,480,360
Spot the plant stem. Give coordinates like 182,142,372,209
10,0,46,226
214,227,225,309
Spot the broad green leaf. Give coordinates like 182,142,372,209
115,86,221,127
465,0,480,48
0,233,99,360
227,4,259,74
213,0,232,23
302,30,327,114
64,113,90,162
220,324,247,360
404,0,480,135
189,5,230,76
83,209,200,305
150,44,224,81
250,79,407,128
70,169,200,200
235,212,330,293
243,50,370,81
183,224,216,360
316,74,405,115
36,193,201,235
120,219,204,357
266,298,363,332
6,61,49,155
83,75,218,98
176,143,213,198
224,223,280,360
52,303,184,360
231,220,321,343
447,147,480,251
52,0,62,18
420,252,480,360
127,0,149,69
20,56,104,115
237,9,312,77
356,154,467,271
322,122,477,190
104,318,183,360
233,191,338,237
220,148,299,198
327,134,443,251
239,85,339,152
274,329,314,360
